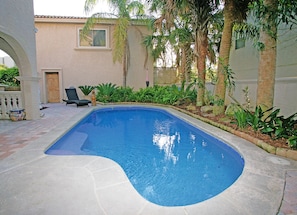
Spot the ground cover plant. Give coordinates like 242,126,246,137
94,83,297,150
233,106,297,149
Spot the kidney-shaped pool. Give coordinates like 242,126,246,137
46,106,244,206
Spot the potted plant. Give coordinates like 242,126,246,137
9,108,26,121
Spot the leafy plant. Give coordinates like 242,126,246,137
204,90,215,105
96,83,119,103
213,96,224,106
261,110,297,140
233,108,249,129
112,86,135,102
133,83,196,106
246,106,268,131
243,105,297,148
242,86,252,110
0,67,20,86
78,85,94,96
287,136,297,149
134,86,157,103
175,81,197,105
224,64,235,94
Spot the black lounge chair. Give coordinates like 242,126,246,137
62,88,91,107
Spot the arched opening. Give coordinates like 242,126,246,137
0,32,40,120
0,49,19,90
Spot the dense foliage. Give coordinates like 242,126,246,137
0,67,20,86
233,106,297,149
94,82,196,106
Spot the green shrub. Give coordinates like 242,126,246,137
175,81,197,105
134,86,157,103
112,86,135,102
288,136,297,149
78,85,94,96
92,82,196,105
204,90,215,105
232,105,297,149
0,67,20,86
96,83,119,103
246,106,268,131
232,108,249,129
261,109,297,140
132,82,197,105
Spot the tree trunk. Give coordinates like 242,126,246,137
180,47,186,82
213,0,235,115
185,44,192,83
256,0,277,111
122,39,128,87
196,30,208,106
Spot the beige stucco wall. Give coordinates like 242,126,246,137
229,25,297,116
154,68,178,85
0,0,40,120
35,16,153,102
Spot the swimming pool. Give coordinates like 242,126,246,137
46,106,244,206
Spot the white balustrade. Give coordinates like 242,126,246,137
0,91,23,119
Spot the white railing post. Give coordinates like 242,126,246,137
0,91,23,120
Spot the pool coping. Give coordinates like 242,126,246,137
1,104,297,214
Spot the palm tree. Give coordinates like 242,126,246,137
144,0,195,82
187,0,220,106
83,0,146,87
251,0,297,111
169,26,194,82
214,0,297,115
213,0,253,115
256,0,277,111
146,0,221,107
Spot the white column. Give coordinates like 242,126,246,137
17,75,41,120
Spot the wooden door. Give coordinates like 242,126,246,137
46,72,60,103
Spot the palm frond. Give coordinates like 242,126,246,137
84,0,99,15
233,22,260,40
127,1,145,16
112,17,130,63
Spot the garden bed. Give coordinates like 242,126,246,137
172,105,297,161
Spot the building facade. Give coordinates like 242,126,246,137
229,24,297,116
0,0,40,120
35,16,153,103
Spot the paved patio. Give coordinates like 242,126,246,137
0,103,296,215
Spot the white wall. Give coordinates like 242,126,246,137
0,0,40,119
229,24,297,116
0,55,15,68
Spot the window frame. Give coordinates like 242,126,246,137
77,27,109,49
235,38,246,50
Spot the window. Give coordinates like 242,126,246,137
79,29,107,48
235,38,245,50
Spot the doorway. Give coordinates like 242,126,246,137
46,72,60,103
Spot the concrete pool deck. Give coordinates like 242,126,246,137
0,103,296,215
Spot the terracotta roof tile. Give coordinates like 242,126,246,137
34,15,87,19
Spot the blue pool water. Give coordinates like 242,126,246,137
46,107,244,206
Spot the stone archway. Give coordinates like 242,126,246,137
0,34,40,120
0,0,40,120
